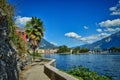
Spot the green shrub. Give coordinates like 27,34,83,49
66,65,112,80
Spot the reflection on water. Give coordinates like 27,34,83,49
44,53,120,80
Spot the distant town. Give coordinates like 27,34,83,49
36,46,120,54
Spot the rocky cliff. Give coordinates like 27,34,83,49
0,13,18,80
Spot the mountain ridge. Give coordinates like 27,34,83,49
39,38,58,49
80,31,120,50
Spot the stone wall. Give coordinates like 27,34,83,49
0,12,19,80
44,59,78,80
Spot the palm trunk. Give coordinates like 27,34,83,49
33,48,36,62
33,44,38,62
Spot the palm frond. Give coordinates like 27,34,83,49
25,16,45,50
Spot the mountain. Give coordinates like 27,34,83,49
81,31,120,50
39,38,58,49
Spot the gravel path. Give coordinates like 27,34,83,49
23,62,50,80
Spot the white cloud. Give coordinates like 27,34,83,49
15,16,32,27
111,12,120,15
50,42,58,46
96,28,102,32
99,19,120,27
65,0,120,44
79,33,110,43
99,33,110,37
99,18,120,33
116,27,120,31
65,32,110,43
79,35,99,43
83,26,88,29
65,32,81,38
104,28,115,32
109,7,117,11
104,27,120,32
109,0,120,15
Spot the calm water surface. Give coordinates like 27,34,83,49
44,53,120,80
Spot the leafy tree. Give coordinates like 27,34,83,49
25,17,45,56
72,47,89,54
117,46,120,52
80,48,89,53
109,46,120,52
0,0,15,38
109,47,117,52
57,45,70,53
14,28,27,54
72,47,81,53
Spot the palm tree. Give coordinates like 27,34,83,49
25,17,45,57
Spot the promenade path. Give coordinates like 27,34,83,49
23,62,50,80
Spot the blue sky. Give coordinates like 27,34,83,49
12,0,120,47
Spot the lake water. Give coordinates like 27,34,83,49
44,53,120,80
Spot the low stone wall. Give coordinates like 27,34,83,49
44,58,78,80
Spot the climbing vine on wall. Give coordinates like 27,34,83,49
0,0,27,54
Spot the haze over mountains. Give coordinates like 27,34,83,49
80,31,120,50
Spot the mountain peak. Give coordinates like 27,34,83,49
81,31,120,50
39,38,58,49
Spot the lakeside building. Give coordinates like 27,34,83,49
70,49,73,53
16,27,28,52
36,49,45,53
15,27,58,54
49,49,58,53
36,49,58,54
16,27,27,44
44,49,58,54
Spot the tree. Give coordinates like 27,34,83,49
0,0,15,39
72,47,81,53
72,47,89,54
25,17,45,56
80,48,89,53
109,46,120,52
14,27,28,54
117,46,120,52
57,45,70,53
109,47,117,52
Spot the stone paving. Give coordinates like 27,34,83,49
23,62,50,80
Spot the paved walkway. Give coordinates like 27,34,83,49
23,62,50,80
